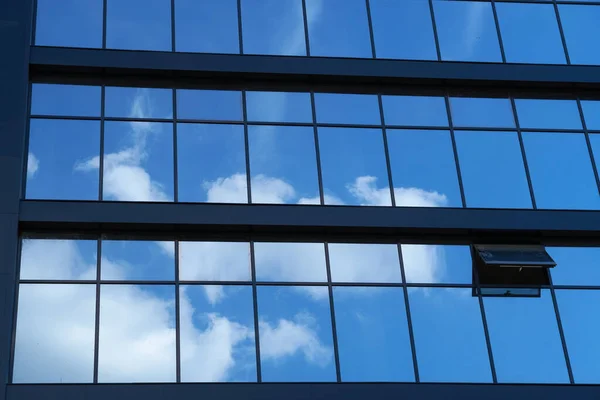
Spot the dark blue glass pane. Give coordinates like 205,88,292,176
105,87,173,119
382,96,448,127
559,5,600,66
581,101,600,130
101,240,175,280
548,247,600,286
246,92,312,123
450,97,515,128
32,84,101,117
177,90,242,121
35,0,103,48
315,93,380,125
515,99,582,130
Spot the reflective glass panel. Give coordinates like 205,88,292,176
20,239,97,280
35,0,103,48
456,130,532,209
581,101,600,130
370,0,437,61
177,124,247,203
31,84,101,117
26,119,100,201
589,133,600,179
409,288,491,382
306,0,372,58
106,0,171,51
179,241,251,283
515,99,582,130
177,90,242,121
254,242,327,282
334,287,413,382
246,92,312,123
98,285,176,382
402,245,472,284
180,285,256,381
382,96,448,127
484,291,569,383
450,97,515,128
318,127,390,206
257,286,336,382
101,240,175,280
103,122,174,202
388,130,462,208
328,243,401,283
559,5,600,66
13,284,96,383
314,93,380,125
105,87,173,119
548,247,600,286
433,0,502,63
523,132,600,210
496,3,566,64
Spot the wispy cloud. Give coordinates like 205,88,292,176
27,153,39,178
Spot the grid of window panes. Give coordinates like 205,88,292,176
27,84,600,210
13,238,600,384
34,0,600,65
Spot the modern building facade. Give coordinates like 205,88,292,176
1,0,600,399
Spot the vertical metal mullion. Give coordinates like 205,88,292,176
490,0,507,63
510,97,538,209
378,95,396,207
553,2,571,65
93,238,102,383
324,243,342,382
172,89,179,203
365,0,377,59
99,86,106,201
102,0,108,49
22,83,33,199
31,0,38,45
576,99,600,196
444,95,467,208
170,0,176,52
397,244,420,382
242,91,252,204
7,239,23,383
548,272,575,383
301,0,311,56
237,0,244,54
428,0,442,61
174,240,181,382
310,92,325,205
249,241,262,382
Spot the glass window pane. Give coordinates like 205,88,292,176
20,239,97,280
26,119,100,201
548,247,600,286
177,124,247,203
334,287,413,382
382,96,448,127
101,240,175,281
13,284,96,383
177,90,242,121
314,93,380,125
484,291,569,383
456,130,532,209
179,241,251,283
556,290,600,383
590,133,600,179
409,288,491,382
246,92,312,123
496,3,566,64
180,285,256,382
241,0,306,56
318,127,391,206
388,130,462,208
175,0,239,54
450,97,515,128
98,285,176,382
402,245,472,284
523,132,600,210
103,122,174,202
581,101,600,130
254,242,327,283
105,87,173,119
434,0,502,62
328,243,401,283
370,0,437,61
257,286,336,382
35,0,103,48
249,126,319,204
559,5,600,66
106,0,171,51
515,99,582,130
307,0,372,58
31,84,101,117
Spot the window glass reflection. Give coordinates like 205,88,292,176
328,243,401,283
177,124,247,203
106,0,171,51
548,247,600,286
388,130,462,208
559,5,600,66
314,93,380,125
254,242,327,282
318,127,390,206
26,119,100,201
249,126,319,204
101,240,175,281
433,0,501,63
409,288,491,382
370,0,437,61
450,97,514,128
103,122,174,202
257,286,336,382
13,284,96,383
484,292,569,383
105,87,173,119
179,241,251,282
177,90,242,121
496,3,566,64
180,285,256,382
581,101,600,131
98,285,176,382
456,130,532,209
35,0,103,48
402,245,471,284
246,92,312,123
589,134,600,180
175,0,239,54
20,239,97,280
31,84,101,117
523,132,600,210
382,96,448,127
515,99,582,130
306,0,372,58
334,287,413,382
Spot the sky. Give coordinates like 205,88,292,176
19,0,600,386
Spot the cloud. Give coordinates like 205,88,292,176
27,153,39,178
